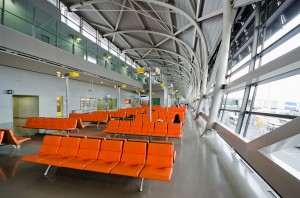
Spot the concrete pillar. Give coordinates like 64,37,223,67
205,0,233,130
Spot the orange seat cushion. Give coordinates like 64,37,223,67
60,158,95,170
21,153,55,163
84,160,119,173
110,163,144,177
39,137,80,166
39,155,74,166
60,138,101,170
21,135,61,163
139,166,172,181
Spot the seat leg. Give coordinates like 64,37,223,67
139,178,144,192
44,165,51,176
76,128,79,134
25,128,30,136
97,122,100,129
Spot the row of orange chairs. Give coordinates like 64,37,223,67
0,129,31,148
21,135,175,191
18,117,77,133
103,120,183,141
69,113,109,127
123,106,186,117
135,113,185,123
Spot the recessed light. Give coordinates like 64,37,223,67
100,82,103,84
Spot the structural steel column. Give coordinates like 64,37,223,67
118,86,121,110
149,68,152,121
197,67,208,114
205,0,233,130
65,77,69,118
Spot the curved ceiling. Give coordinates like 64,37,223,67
62,0,224,97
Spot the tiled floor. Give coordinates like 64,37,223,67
0,112,272,198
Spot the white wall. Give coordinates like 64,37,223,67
0,66,138,124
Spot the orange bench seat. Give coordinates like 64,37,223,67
21,135,175,191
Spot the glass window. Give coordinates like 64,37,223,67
242,114,292,141
120,53,126,62
229,43,252,75
60,2,67,16
110,49,118,57
126,57,133,65
100,37,109,51
257,1,300,68
87,56,97,64
260,32,300,66
221,111,239,132
259,0,300,53
252,74,300,116
230,65,249,82
224,89,245,110
83,21,96,42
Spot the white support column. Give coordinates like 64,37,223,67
138,91,141,106
197,67,208,113
65,77,69,118
205,0,233,130
149,68,152,122
118,86,121,110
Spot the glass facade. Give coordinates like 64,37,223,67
218,0,300,182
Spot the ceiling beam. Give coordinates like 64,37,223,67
188,0,196,17
90,4,114,30
123,47,197,68
128,0,155,46
70,0,209,68
103,30,199,64
113,0,128,42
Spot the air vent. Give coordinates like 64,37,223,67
17,52,40,61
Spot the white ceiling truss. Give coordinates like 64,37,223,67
67,0,224,98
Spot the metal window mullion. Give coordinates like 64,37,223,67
232,36,254,59
1,0,5,25
32,4,36,38
249,1,261,71
245,111,297,120
242,84,257,137
258,23,300,59
235,2,261,135
96,31,99,64
80,17,83,34
232,11,255,44
228,60,251,77
234,86,250,134
262,0,294,28
219,94,228,120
